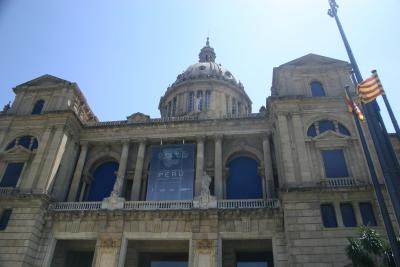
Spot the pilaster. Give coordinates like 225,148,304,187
195,136,205,196
131,139,146,200
67,142,89,201
214,134,223,199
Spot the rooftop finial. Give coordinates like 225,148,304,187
199,37,216,63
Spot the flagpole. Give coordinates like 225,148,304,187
345,86,400,265
372,69,400,142
328,0,400,263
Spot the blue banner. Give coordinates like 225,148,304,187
146,144,195,200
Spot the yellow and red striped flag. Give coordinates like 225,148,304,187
345,90,365,121
357,72,384,103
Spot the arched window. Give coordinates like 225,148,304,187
310,81,326,97
307,120,351,137
31,100,45,115
86,161,119,201
5,135,38,151
197,91,203,111
226,156,262,199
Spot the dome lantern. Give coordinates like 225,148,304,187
199,37,216,63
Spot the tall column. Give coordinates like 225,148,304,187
263,133,275,198
214,135,223,199
195,136,205,196
111,140,130,197
277,114,296,184
131,139,146,201
19,127,52,192
67,142,89,201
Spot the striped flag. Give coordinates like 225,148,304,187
357,72,384,103
345,90,365,121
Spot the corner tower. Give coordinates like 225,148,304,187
159,38,252,118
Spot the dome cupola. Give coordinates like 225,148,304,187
159,38,252,119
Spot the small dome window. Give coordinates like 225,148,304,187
225,71,232,77
5,135,38,151
199,65,206,70
311,81,326,97
31,100,45,115
307,120,351,137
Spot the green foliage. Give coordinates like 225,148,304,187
345,226,395,267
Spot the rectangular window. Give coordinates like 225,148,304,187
340,203,357,227
321,150,349,178
232,98,236,115
172,97,177,116
359,202,377,226
187,92,194,112
320,204,337,227
0,209,12,230
0,162,24,187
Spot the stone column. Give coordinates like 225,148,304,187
130,139,146,201
94,235,123,267
214,135,223,199
190,239,218,267
292,114,312,183
111,141,130,197
195,136,205,196
262,133,275,198
19,127,52,192
67,142,89,201
277,114,296,184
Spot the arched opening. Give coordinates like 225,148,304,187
31,99,45,115
86,161,119,201
226,156,262,199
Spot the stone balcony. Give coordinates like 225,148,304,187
48,198,280,212
319,177,367,188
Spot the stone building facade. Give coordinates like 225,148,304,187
0,40,398,267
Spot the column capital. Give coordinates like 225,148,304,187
119,139,131,145
214,134,223,141
196,135,206,142
134,138,147,144
80,141,90,147
262,131,272,140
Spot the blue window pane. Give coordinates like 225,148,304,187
321,150,349,178
311,81,326,96
338,124,351,136
86,161,119,201
152,262,188,267
238,262,268,267
6,139,16,150
321,204,337,227
227,157,262,199
319,120,335,134
340,203,357,227
0,162,24,187
0,209,12,230
18,136,32,149
359,202,377,226
31,139,38,150
307,124,317,137
31,100,44,115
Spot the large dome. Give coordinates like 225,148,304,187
159,38,252,119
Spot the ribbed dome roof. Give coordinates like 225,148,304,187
170,38,244,91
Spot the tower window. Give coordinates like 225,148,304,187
0,209,12,230
311,81,326,97
0,162,24,188
340,203,357,227
320,203,337,227
31,99,45,115
167,101,172,117
232,98,236,115
172,97,177,116
359,202,377,226
321,149,349,178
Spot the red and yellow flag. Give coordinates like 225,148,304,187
357,72,384,103
345,90,365,121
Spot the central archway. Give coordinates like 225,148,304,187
226,156,262,199
87,161,119,201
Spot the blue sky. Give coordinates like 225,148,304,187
0,0,399,131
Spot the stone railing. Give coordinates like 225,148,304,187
0,187,18,196
124,200,193,210
49,199,281,212
48,201,102,211
217,199,280,209
320,177,365,188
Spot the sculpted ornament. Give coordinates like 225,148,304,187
194,172,217,209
